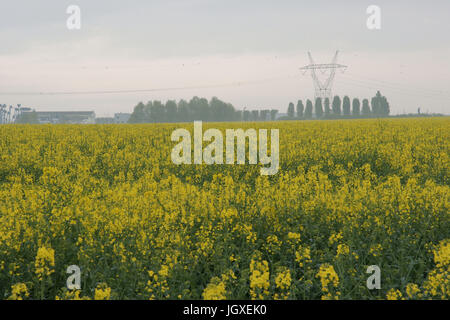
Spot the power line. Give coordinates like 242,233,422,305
336,77,450,102
0,74,298,96
343,72,450,98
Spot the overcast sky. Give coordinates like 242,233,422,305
0,0,449,116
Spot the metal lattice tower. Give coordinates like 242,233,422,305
300,51,347,102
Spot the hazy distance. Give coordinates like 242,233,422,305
0,0,449,117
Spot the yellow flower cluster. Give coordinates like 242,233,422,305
287,232,301,243
386,288,403,300
336,244,350,259
146,270,170,299
202,269,236,300
0,118,448,299
8,283,29,300
422,240,450,299
35,247,55,281
94,283,112,300
295,246,312,268
316,264,340,300
250,257,270,300
202,277,227,300
405,283,421,299
433,239,450,269
274,268,292,300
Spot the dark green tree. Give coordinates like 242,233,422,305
251,110,259,121
370,91,390,116
128,102,146,123
229,103,240,121
235,110,242,121
165,100,177,122
177,99,189,122
332,96,341,116
151,101,165,122
144,101,153,122
352,98,361,117
260,110,269,121
362,99,371,116
243,110,250,121
343,96,351,116
287,102,295,119
296,100,304,119
314,98,323,118
270,109,278,121
198,97,210,121
188,97,201,120
371,96,380,115
324,98,331,117
381,96,390,116
210,97,225,121
305,99,313,118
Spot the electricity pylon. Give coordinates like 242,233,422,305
300,51,347,102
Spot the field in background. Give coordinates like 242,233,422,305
0,118,448,300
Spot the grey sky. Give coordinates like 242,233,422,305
0,0,449,116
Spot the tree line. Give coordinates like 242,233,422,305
129,97,243,123
128,91,390,123
128,96,279,123
286,91,390,119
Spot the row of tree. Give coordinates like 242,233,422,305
129,97,243,123
128,97,280,123
129,91,390,123
286,91,390,119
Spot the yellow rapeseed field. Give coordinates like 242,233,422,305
0,118,448,300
